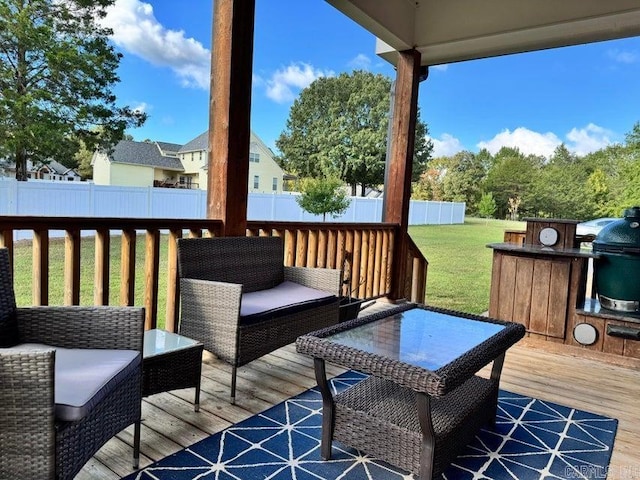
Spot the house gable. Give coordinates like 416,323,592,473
178,130,286,193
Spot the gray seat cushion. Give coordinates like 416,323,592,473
6,343,140,422
240,281,337,326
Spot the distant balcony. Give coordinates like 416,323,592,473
154,179,199,189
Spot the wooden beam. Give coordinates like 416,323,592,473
207,0,255,236
384,49,422,300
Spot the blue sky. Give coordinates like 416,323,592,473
102,0,640,159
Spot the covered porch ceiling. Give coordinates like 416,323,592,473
327,0,640,66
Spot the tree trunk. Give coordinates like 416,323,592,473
15,149,28,181
360,183,366,197
16,40,28,181
351,184,357,196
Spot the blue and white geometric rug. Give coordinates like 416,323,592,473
122,371,617,480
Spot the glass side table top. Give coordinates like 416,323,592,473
143,329,201,358
326,308,505,371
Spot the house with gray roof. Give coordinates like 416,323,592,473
92,131,286,193
92,140,189,188
1,159,82,181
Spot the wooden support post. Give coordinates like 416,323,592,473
207,0,255,236
384,49,422,300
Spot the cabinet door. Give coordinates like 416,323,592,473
489,253,570,339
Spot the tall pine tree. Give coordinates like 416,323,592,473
0,0,145,180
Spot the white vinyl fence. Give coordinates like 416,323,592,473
0,179,465,236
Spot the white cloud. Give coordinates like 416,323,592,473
565,123,614,156
477,124,615,158
265,63,334,103
607,49,639,64
348,54,371,70
477,127,561,158
429,133,464,157
131,102,149,114
102,0,210,89
430,64,449,72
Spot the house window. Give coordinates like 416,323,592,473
249,152,260,163
253,175,259,189
272,177,278,191
199,151,202,161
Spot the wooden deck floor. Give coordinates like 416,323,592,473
78,305,640,480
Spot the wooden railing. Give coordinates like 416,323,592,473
0,216,429,331
247,221,428,301
0,216,224,331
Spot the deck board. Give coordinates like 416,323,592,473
80,304,640,480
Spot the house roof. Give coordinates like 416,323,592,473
37,159,79,176
156,142,183,155
179,130,275,154
1,159,80,176
179,131,209,153
110,140,184,171
327,0,640,67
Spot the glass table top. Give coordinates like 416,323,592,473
326,308,505,371
143,329,201,358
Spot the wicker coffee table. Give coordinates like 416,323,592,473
143,329,204,411
296,303,525,479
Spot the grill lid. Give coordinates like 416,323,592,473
592,206,640,254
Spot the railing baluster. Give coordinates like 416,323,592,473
120,229,136,306
352,230,362,297
64,229,81,306
327,230,337,269
385,230,395,295
166,229,182,333
380,230,389,295
284,229,296,266
94,228,110,306
307,230,318,267
373,230,383,297
144,229,160,330
296,230,308,267
32,229,49,306
317,230,327,268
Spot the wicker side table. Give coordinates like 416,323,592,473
143,329,204,411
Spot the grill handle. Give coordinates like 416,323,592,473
606,324,640,341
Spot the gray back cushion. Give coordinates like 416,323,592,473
178,237,284,292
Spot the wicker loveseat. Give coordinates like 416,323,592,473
177,236,341,404
0,248,144,480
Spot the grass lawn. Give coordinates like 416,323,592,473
409,217,525,314
12,235,171,328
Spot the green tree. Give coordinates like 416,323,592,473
528,145,592,219
477,192,497,219
296,177,351,221
0,0,145,180
276,70,432,196
483,147,542,219
439,151,487,214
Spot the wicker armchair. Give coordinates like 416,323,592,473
177,236,341,404
0,248,144,480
